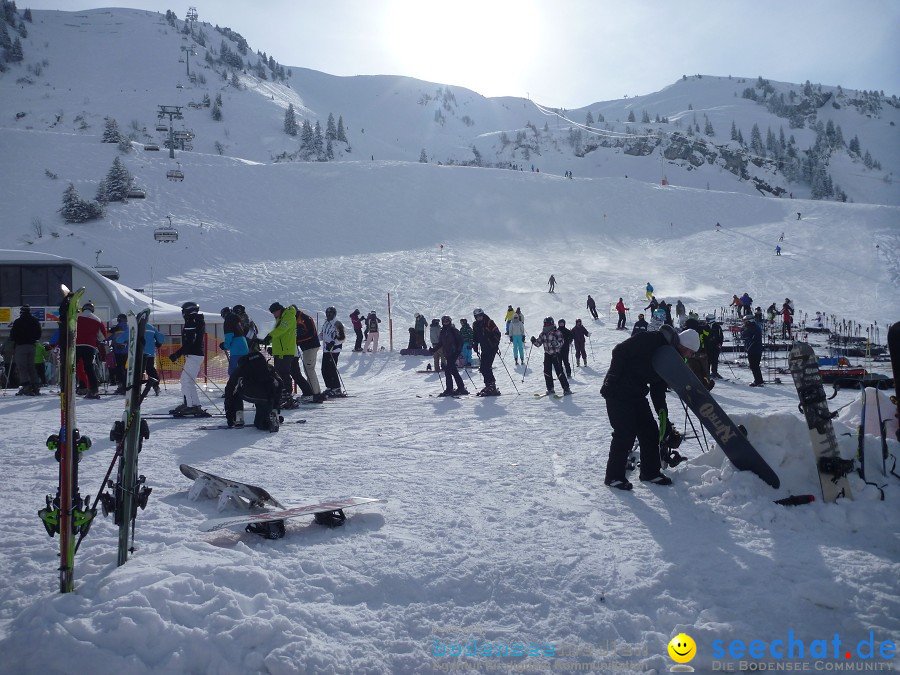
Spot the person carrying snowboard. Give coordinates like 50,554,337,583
473,308,501,396
615,298,629,330
571,318,590,366
437,316,467,396
587,295,599,320
224,351,283,431
318,306,345,396
600,326,700,490
531,317,572,396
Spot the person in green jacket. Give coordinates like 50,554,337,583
264,302,312,405
34,341,49,386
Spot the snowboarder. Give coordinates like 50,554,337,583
437,317,467,396
779,232,784,242
350,309,365,352
508,311,526,365
600,326,700,490
318,306,345,396
168,301,208,415
472,308,501,395
10,305,42,395
775,245,782,256
75,302,106,399
645,282,654,301
459,318,474,367
716,222,721,232
548,275,556,293
413,313,427,350
797,212,801,220
364,311,381,352
631,313,649,335
224,351,283,431
221,307,249,377
587,295,599,320
295,307,323,400
740,316,764,387
262,302,312,408
531,317,571,396
615,298,629,330
557,319,573,377
571,319,590,366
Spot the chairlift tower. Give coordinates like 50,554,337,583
156,105,184,159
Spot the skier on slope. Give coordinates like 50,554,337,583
224,351,283,431
364,311,381,352
644,296,659,314
548,275,556,293
600,325,700,490
615,298,629,330
437,316,467,397
168,301,208,416
459,318,474,367
295,307,324,401
645,282,654,301
75,302,106,399
557,319,573,377
472,308,501,396
221,307,249,377
571,318,590,367
350,309,365,352
531,317,572,396
587,295,599,320
504,305,515,335
318,306,345,396
508,311,526,365
262,302,312,409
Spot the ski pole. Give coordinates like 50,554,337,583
496,347,519,395
178,365,225,413
331,351,348,395
680,398,709,453
521,342,534,382
588,335,595,364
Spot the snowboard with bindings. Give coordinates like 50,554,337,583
197,419,306,430
788,342,853,502
651,345,780,489
180,464,286,510
199,496,385,539
38,286,93,593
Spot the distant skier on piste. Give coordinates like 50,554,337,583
587,295,599,320
600,325,700,490
437,316,467,397
472,308,501,396
168,301,208,416
548,275,556,293
531,317,571,396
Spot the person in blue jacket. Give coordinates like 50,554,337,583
144,322,166,395
111,313,129,394
221,307,249,377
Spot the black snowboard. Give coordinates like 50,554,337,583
788,342,853,503
651,345,780,488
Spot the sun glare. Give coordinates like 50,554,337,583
381,0,540,97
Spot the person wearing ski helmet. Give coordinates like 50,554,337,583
221,306,249,377
364,311,381,353
263,302,313,407
571,318,590,367
318,306,346,396
472,308,501,395
600,325,700,490
75,301,107,398
557,318,573,377
168,301,207,415
110,313,129,393
530,317,571,396
508,311,526,365
459,318,474,366
437,316,467,396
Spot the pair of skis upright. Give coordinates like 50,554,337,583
39,292,153,592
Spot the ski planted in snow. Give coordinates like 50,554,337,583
38,286,93,593
788,342,853,503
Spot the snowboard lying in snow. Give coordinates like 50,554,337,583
199,497,386,539
180,464,285,510
651,345,781,489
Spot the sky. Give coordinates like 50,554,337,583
22,0,900,108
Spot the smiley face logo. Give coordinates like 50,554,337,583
667,633,696,664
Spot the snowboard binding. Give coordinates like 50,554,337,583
818,456,856,481
245,519,286,539
313,509,347,527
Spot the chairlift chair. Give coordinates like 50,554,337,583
154,226,179,243
166,169,184,181
156,124,168,132
94,265,120,281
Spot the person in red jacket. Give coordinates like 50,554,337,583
615,298,629,330
781,302,794,339
75,302,107,398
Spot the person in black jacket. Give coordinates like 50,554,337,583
706,316,724,379
557,318,573,377
437,316,467,396
168,301,207,415
10,305,43,395
224,351,283,430
600,325,700,490
295,307,322,399
631,313,649,335
741,316,764,386
472,308,501,395
586,295,599,320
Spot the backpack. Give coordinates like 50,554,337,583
335,321,345,341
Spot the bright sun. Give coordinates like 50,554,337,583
381,0,541,97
